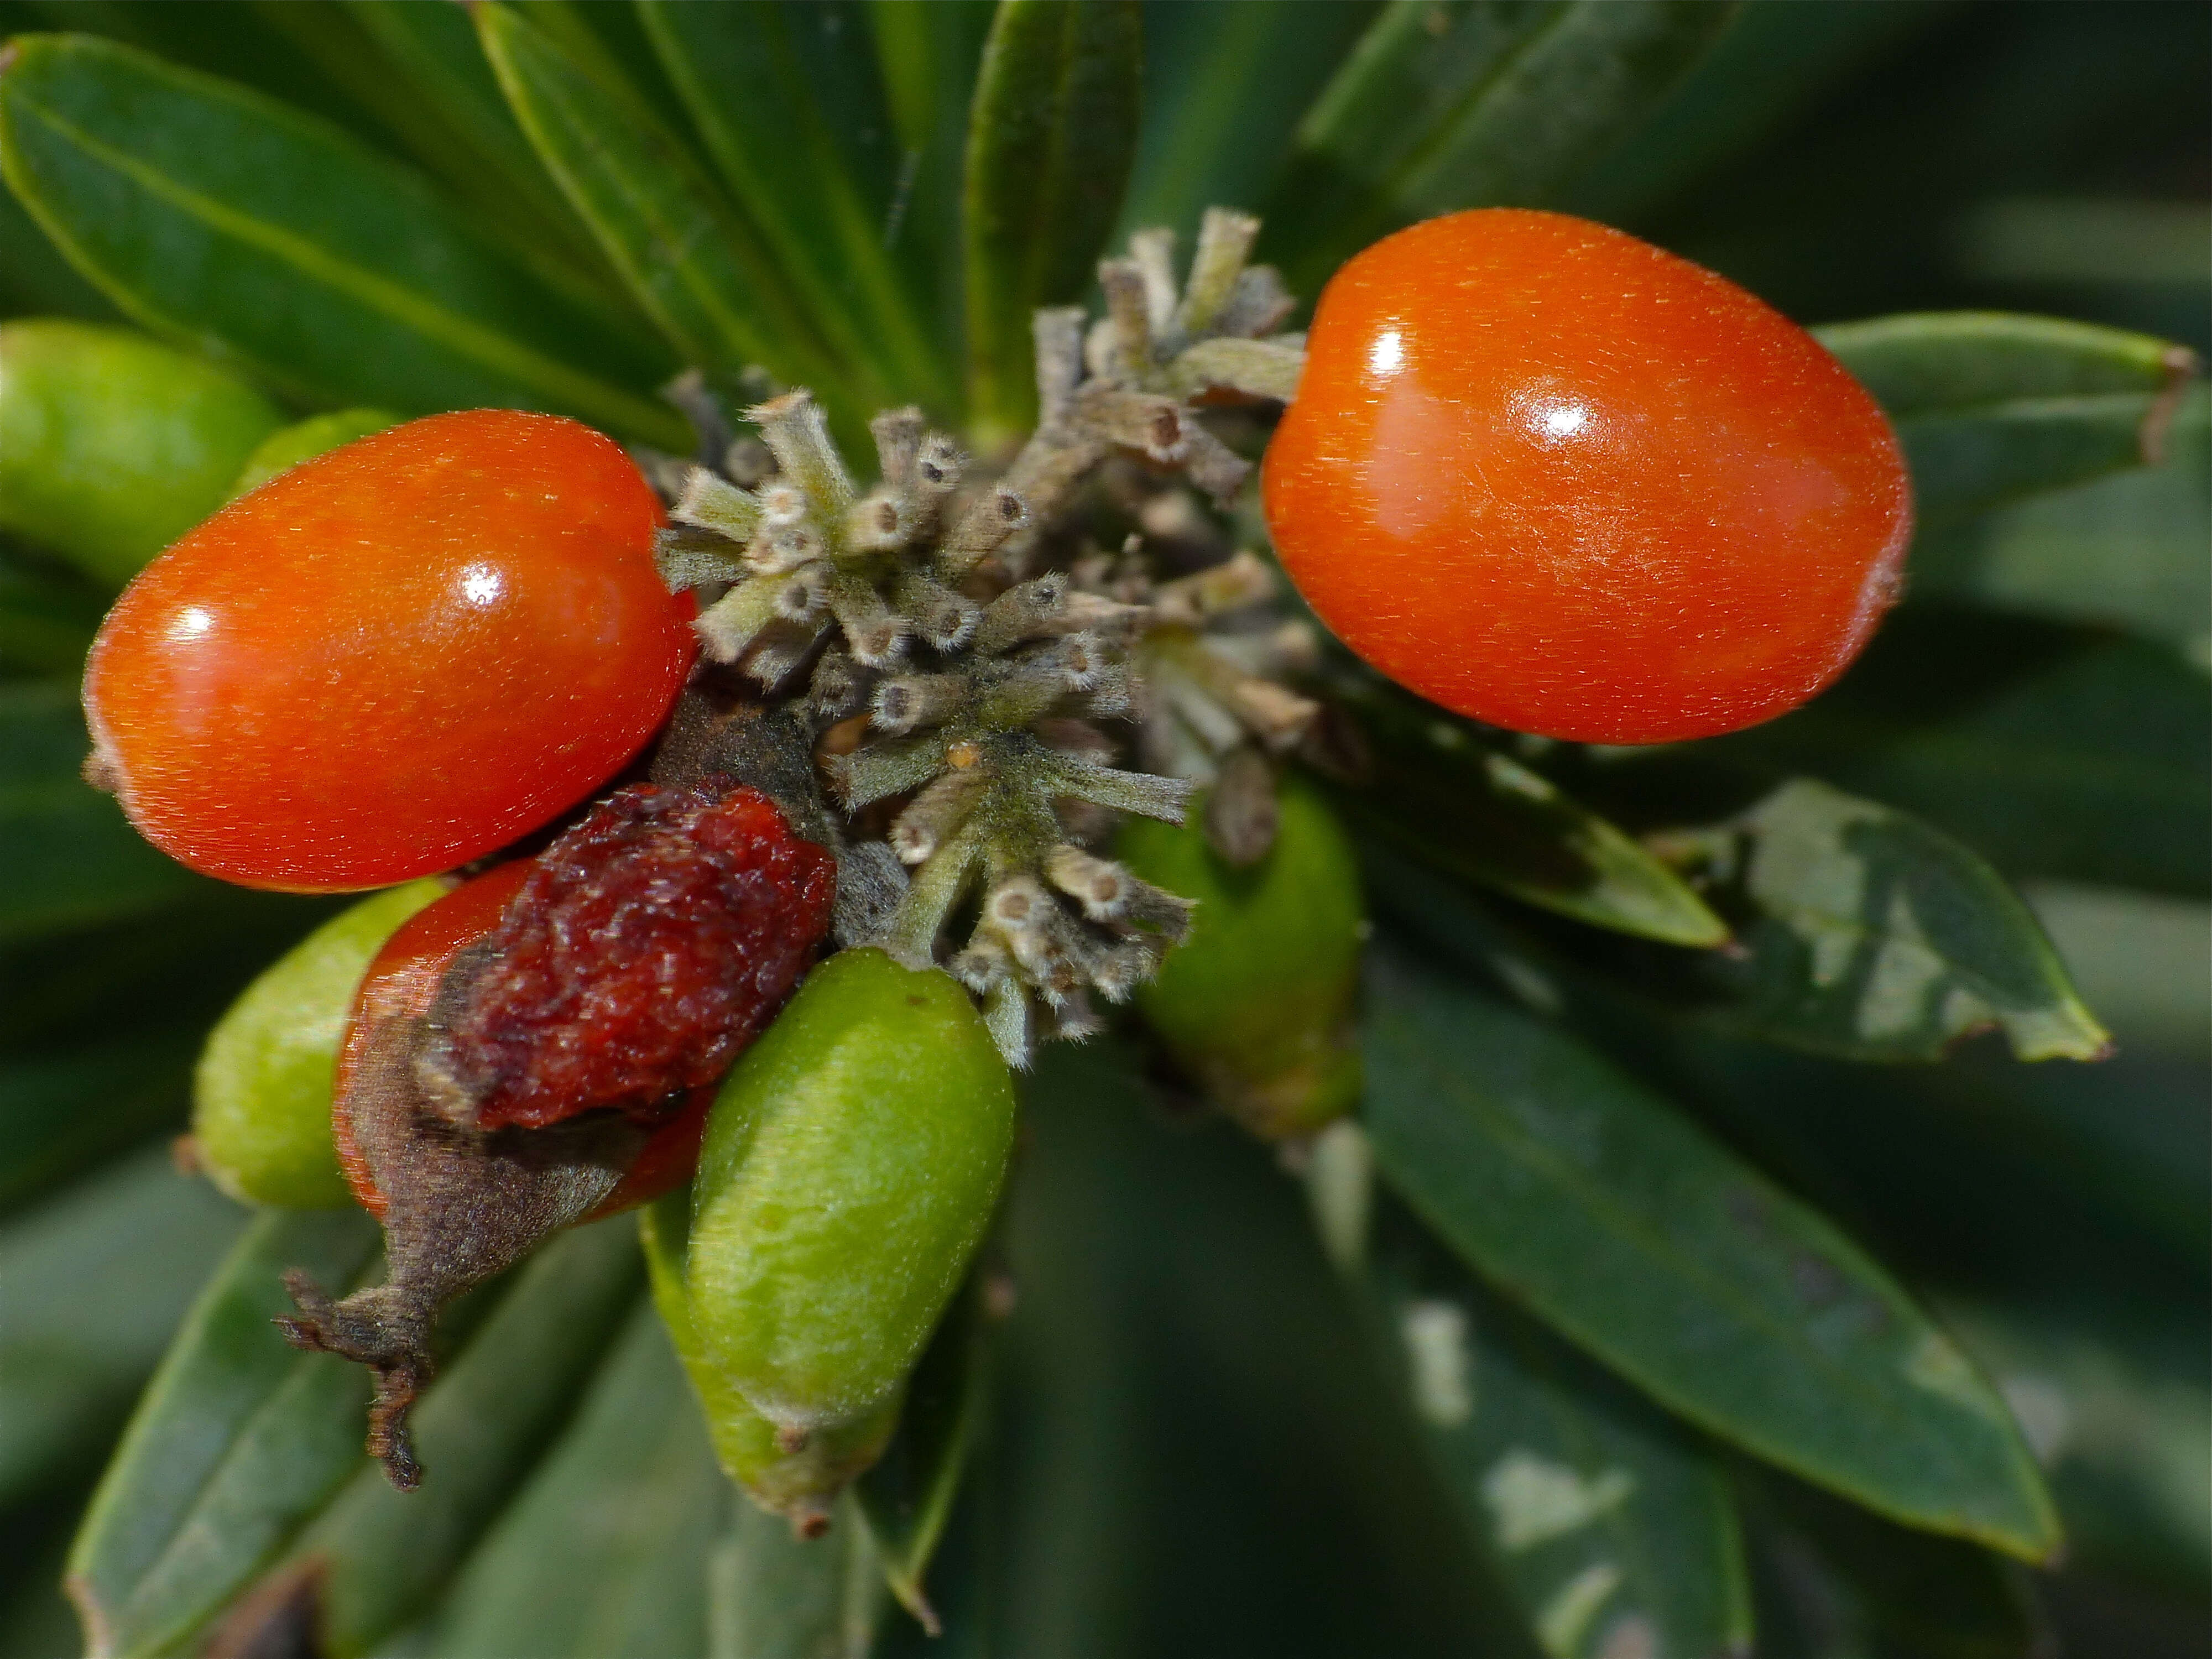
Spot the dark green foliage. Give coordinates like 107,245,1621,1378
1,3,2203,1653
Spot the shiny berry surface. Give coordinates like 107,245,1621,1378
1262,209,1912,744
444,779,836,1131
82,410,695,891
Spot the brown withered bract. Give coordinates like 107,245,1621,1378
280,684,844,1490
277,1014,645,1488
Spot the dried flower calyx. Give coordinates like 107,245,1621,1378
651,211,1320,1063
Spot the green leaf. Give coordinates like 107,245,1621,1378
244,0,647,325
64,1205,379,1659
638,1,951,413
1560,0,1949,226
0,540,104,680
0,1035,196,1217
856,1285,985,1635
1639,775,2111,1062
962,0,1142,446
0,33,690,448
1120,0,1380,238
1747,1473,2054,1659
1907,383,2210,656
1361,940,2062,1560
474,1,848,416
286,1219,646,1656
0,147,119,319
67,1214,640,1659
2026,882,2209,1060
1328,674,1729,947
1713,609,2212,898
0,1145,244,1508
1262,0,1738,291
708,1494,884,1659
1359,1185,1754,1659
410,1301,722,1659
0,886,332,1053
1939,1296,2210,1597
1814,311,2201,520
868,0,994,347
0,679,208,944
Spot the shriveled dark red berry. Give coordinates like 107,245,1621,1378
435,778,836,1130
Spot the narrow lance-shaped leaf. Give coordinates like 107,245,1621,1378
0,540,105,680
282,1220,646,1657
0,679,208,945
1815,311,2201,521
65,1206,382,1659
1745,1471,2054,1659
1263,0,1737,291
0,1147,246,1511
473,2,852,417
856,1283,988,1635
1119,0,1380,241
1709,609,2211,899
0,33,689,448
252,0,644,321
868,0,994,352
1344,1161,1754,1659
1328,672,1729,948
639,1,951,414
1559,1,1948,225
709,1495,884,1659
1938,1296,2212,1594
0,150,117,320
1636,775,2112,1062
405,1302,723,1659
1907,383,2210,655
1361,939,2062,1561
0,1034,198,1216
963,0,1142,446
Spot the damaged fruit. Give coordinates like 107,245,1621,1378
422,778,837,1130
192,877,447,1209
284,779,833,1489
81,409,694,891
1262,207,1913,744
1119,770,1365,1138
688,948,1015,1443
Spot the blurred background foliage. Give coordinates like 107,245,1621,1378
0,2,2204,1656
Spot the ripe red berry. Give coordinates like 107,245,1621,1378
82,410,695,891
1262,209,1912,744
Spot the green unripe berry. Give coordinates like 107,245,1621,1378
227,408,401,498
1119,770,1366,1139
640,1191,898,1535
688,948,1016,1438
192,879,446,1208
0,319,284,587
